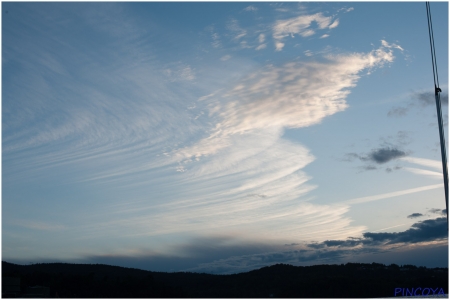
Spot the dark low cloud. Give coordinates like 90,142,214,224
343,133,411,173
361,165,377,171
345,146,407,168
415,91,448,106
428,208,447,216
352,244,448,268
364,217,447,244
362,217,447,245
388,91,448,118
308,217,447,249
396,132,412,145
73,236,282,273
323,239,362,248
385,167,402,172
77,253,194,273
368,147,406,164
388,106,409,117
183,247,382,274
407,213,423,219
342,153,360,162
369,218,446,243
380,131,412,146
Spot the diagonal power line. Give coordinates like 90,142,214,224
426,1,448,230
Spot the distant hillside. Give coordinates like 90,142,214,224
2,261,448,298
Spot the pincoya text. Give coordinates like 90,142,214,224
394,287,445,297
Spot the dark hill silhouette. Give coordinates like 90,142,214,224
2,261,448,298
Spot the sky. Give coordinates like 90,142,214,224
2,2,449,274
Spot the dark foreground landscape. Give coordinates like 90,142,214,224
2,261,448,298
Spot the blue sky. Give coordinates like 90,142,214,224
2,2,448,274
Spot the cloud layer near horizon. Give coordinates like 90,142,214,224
9,215,444,275
54,216,446,274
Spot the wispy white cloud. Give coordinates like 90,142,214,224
9,219,66,231
244,5,258,12
370,223,407,232
205,25,221,48
2,4,202,186
342,184,443,205
227,19,247,41
275,8,289,12
220,55,231,61
211,32,221,48
399,157,444,179
273,13,339,51
275,41,285,51
400,157,442,170
164,64,196,81
329,19,339,29
240,40,253,49
337,7,354,13
382,40,404,52
81,3,146,41
258,33,265,43
255,44,267,51
403,167,443,179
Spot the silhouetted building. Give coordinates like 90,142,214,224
2,277,21,298
22,285,50,298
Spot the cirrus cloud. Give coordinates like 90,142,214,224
159,41,399,242
273,13,339,51
178,41,396,160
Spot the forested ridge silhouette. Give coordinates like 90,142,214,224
2,261,448,297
